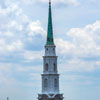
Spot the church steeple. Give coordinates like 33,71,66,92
38,1,64,100
46,0,54,45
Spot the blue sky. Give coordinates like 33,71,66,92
0,0,100,100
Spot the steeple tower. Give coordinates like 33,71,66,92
46,0,54,45
38,1,64,100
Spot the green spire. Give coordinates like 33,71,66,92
46,0,54,45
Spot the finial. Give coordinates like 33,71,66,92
49,0,51,4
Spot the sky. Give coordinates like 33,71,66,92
0,0,100,100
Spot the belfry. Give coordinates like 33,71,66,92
38,0,64,100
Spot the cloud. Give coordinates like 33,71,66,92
0,3,19,15
55,21,100,72
59,58,95,72
55,38,75,54
15,65,41,72
56,21,100,57
0,1,99,99
21,0,80,6
0,38,23,55
61,74,95,85
0,0,99,82
8,20,23,31
22,50,43,61
0,63,14,86
0,0,46,58
0,62,41,87
27,20,46,37
7,40,23,52
67,20,100,56
0,0,45,87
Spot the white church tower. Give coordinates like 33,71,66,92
38,0,64,100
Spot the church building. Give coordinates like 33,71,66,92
38,0,64,100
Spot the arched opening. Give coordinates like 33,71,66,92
46,48,48,51
44,79,48,88
54,63,56,71
54,79,57,88
45,63,48,71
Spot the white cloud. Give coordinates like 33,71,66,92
0,38,23,55
96,61,100,68
52,0,80,6
23,50,43,61
0,63,11,73
0,0,99,74
29,73,41,81
61,74,94,85
0,31,13,36
0,63,13,86
55,38,75,54
27,20,46,37
8,20,23,31
67,20,100,56
7,40,23,52
56,21,100,57
0,0,46,57
55,21,100,72
0,62,41,87
0,2,20,16
59,58,95,72
21,0,80,6
0,0,100,95
15,65,41,72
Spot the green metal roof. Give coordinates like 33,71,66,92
46,0,54,45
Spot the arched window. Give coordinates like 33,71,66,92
54,63,56,71
46,48,48,51
44,79,48,88
45,63,48,71
54,79,57,88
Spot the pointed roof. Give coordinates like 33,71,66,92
46,0,54,45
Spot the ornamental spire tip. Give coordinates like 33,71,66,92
46,0,54,45
49,0,51,5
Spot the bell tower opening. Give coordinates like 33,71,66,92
45,63,48,71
